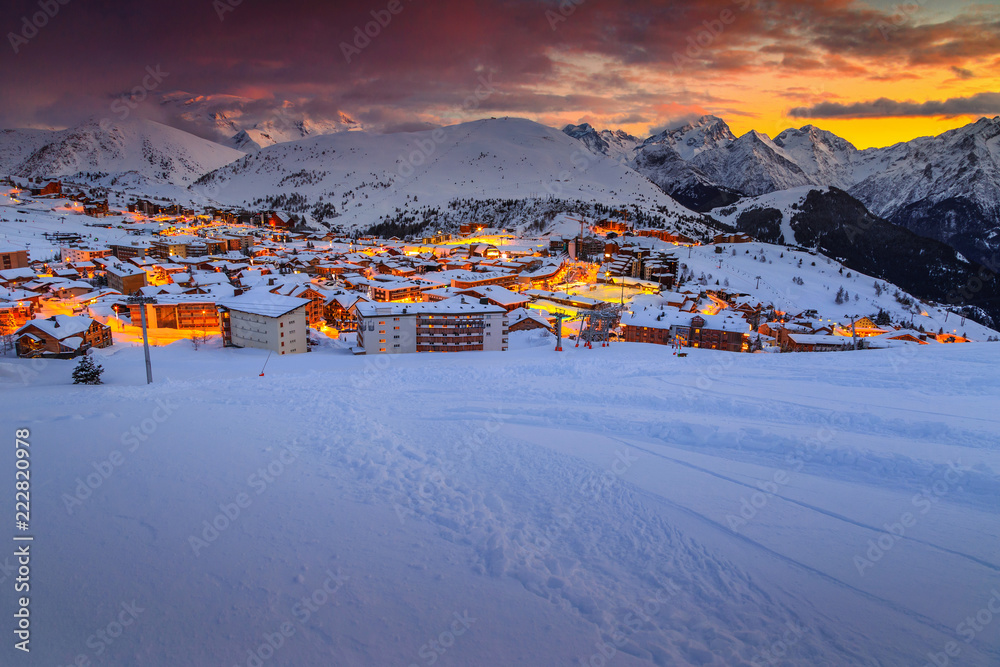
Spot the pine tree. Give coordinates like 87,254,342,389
835,286,845,304
72,355,104,385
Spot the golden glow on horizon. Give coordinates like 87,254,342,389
534,47,1000,149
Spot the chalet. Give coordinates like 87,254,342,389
621,307,749,352
0,268,37,289
507,307,554,333
82,199,110,217
266,212,295,230
24,179,62,196
834,317,889,338
367,278,426,303
453,285,528,312
325,292,368,330
0,302,33,334
128,199,164,215
14,315,112,358
127,295,220,330
267,280,327,325
421,269,519,290
866,330,930,347
784,333,856,352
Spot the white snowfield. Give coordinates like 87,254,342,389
196,117,706,227
1,334,998,666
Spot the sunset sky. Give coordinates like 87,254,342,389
3,0,999,148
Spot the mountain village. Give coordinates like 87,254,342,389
1,173,988,363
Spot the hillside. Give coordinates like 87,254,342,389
5,117,244,198
710,187,1000,326
195,117,715,236
565,116,1000,266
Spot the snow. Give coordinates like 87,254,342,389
197,117,707,230
1,335,998,666
709,186,827,246
670,240,997,341
8,117,244,201
220,291,311,318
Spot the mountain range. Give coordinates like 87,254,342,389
155,93,362,151
564,115,1000,270
1,113,999,324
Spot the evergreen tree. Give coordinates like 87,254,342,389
72,355,104,385
835,286,845,304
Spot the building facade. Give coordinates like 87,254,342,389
0,248,29,270
218,292,310,355
355,297,508,354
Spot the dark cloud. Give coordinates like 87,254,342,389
0,0,998,134
789,92,1000,118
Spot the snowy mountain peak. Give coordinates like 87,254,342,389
7,116,244,195
225,114,361,152
561,123,641,162
644,115,737,160
197,116,710,233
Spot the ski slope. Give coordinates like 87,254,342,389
1,334,998,666
196,117,708,229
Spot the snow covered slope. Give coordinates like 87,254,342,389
226,115,362,152
709,185,824,245
772,125,859,190
7,117,244,194
197,117,711,231
157,92,361,150
2,335,998,666
562,123,642,164
0,128,53,176
690,131,814,196
708,187,1000,324
643,115,736,160
848,117,1000,265
564,116,1000,264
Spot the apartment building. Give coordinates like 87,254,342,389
101,260,148,295
355,296,508,354
61,246,112,263
0,248,29,270
218,291,310,355
621,308,749,352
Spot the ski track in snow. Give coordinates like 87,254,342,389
2,340,999,666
